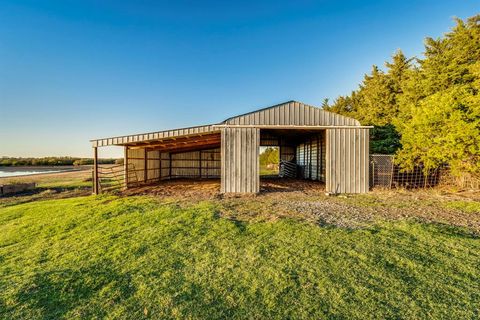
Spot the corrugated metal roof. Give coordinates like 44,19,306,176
91,100,363,147
91,125,218,147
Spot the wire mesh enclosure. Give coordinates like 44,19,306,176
370,154,478,190
369,155,394,188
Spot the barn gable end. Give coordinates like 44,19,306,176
223,101,360,126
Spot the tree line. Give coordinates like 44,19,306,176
0,157,120,166
323,14,480,178
260,147,279,166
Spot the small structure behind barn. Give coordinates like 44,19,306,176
91,101,372,194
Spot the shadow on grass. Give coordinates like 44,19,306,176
420,221,480,239
12,261,135,319
0,187,92,208
1,186,90,198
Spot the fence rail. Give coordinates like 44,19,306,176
95,164,139,192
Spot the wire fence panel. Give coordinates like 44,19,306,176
369,155,394,188
369,155,478,190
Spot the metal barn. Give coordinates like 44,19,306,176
91,101,372,194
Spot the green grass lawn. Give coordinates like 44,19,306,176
259,165,279,176
1,195,479,319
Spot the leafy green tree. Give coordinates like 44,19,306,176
259,147,279,166
395,86,480,176
395,15,480,177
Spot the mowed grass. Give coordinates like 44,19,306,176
0,195,479,319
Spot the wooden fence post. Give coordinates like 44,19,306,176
93,147,99,195
124,146,129,189
144,148,148,184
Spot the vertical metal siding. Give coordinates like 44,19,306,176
160,152,170,179
221,127,259,193
326,128,369,193
147,150,160,180
128,148,220,182
169,148,220,178
127,148,145,182
295,133,324,181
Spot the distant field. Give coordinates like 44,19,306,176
0,165,90,178
0,172,479,319
0,167,93,206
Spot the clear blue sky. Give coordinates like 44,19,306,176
1,1,478,158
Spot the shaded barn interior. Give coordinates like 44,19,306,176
260,129,326,182
124,129,326,186
91,101,371,194
125,133,222,184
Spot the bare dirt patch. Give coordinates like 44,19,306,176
2,174,479,233
123,179,222,200
124,179,480,233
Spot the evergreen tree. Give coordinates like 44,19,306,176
324,50,412,153
324,14,480,177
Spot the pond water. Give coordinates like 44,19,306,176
0,167,76,178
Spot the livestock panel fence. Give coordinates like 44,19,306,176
370,154,480,190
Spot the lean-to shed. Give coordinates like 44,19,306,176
91,101,372,194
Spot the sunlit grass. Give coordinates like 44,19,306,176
1,195,479,319
442,200,480,213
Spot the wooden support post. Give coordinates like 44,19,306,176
144,148,148,184
317,135,320,181
199,150,202,179
169,152,172,179
320,133,323,181
303,141,306,179
309,138,312,179
159,152,162,182
124,146,129,189
93,147,99,194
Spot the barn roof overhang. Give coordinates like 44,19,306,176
91,125,218,148
124,132,221,152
